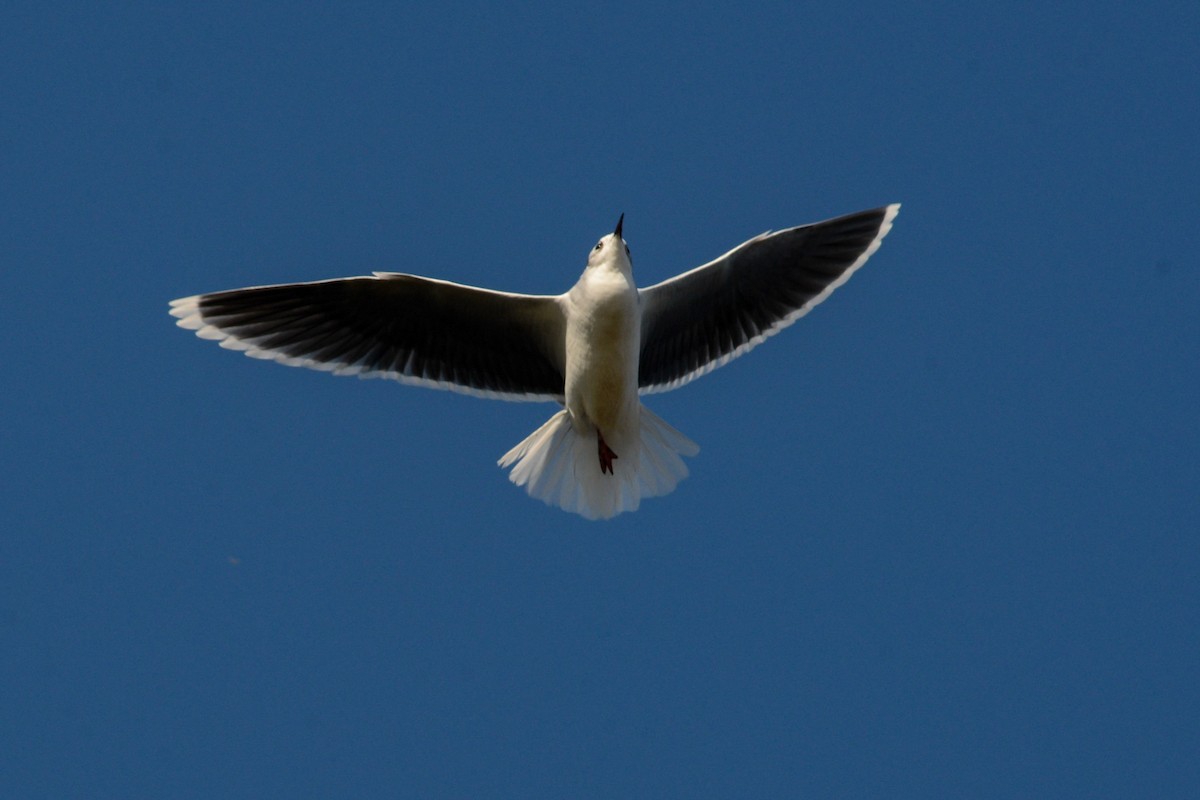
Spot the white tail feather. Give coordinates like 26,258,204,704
499,405,699,520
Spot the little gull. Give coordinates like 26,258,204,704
170,204,899,519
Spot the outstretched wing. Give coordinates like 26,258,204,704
638,204,899,393
170,272,567,401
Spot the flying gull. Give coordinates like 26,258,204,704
170,204,900,519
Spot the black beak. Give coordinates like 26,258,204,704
614,213,624,239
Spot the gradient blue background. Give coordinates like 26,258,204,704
3,2,1198,797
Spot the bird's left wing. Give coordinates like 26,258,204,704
170,273,567,401
638,204,899,393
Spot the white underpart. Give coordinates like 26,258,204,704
499,231,699,519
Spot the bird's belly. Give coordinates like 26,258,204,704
565,295,639,433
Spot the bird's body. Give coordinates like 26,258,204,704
495,215,697,518
563,249,640,440
170,205,899,519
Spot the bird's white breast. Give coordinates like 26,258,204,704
563,266,640,433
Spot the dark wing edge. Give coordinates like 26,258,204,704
637,204,900,394
169,273,567,402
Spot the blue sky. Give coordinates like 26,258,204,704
3,2,1198,796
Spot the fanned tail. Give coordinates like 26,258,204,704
499,405,699,520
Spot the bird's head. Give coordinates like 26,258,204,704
586,213,633,273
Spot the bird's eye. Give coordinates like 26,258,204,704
624,244,630,256
594,241,603,251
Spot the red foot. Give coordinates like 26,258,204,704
597,432,619,475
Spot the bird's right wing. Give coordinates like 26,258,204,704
170,272,567,402
638,205,899,393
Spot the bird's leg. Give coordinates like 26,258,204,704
597,431,618,475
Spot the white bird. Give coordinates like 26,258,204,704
170,204,899,519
